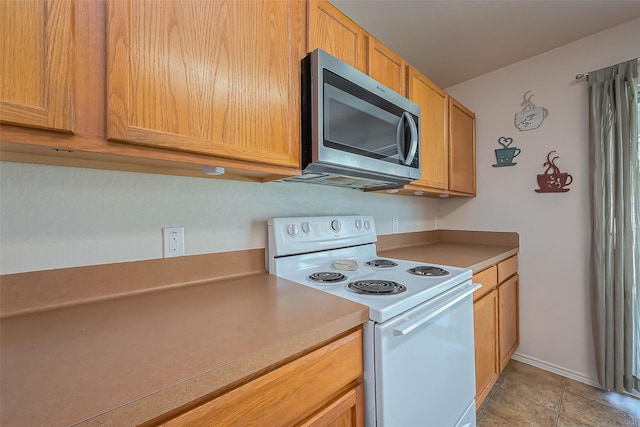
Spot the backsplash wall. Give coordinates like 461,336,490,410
0,161,439,274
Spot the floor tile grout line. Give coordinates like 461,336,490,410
554,379,568,426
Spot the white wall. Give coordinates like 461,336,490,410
0,162,439,274
441,18,640,384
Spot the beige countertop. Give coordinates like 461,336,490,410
0,230,518,426
379,242,518,273
0,261,368,426
377,229,519,273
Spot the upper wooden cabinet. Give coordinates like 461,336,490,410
1,0,476,192
308,0,367,72
0,0,75,133
367,38,406,94
106,0,302,169
405,67,448,190
449,97,476,195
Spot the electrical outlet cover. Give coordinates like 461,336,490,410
163,227,185,258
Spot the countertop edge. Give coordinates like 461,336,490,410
467,248,519,274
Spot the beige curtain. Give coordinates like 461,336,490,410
588,58,639,393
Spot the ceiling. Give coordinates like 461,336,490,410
329,0,640,88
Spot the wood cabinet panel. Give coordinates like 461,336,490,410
473,289,499,408
0,0,75,132
301,384,364,427
473,255,519,405
107,0,301,168
498,274,519,371
449,97,476,195
406,67,448,190
308,0,367,72
160,330,363,426
367,38,405,94
498,254,518,283
472,265,498,302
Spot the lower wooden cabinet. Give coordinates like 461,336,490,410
301,384,364,427
155,329,364,427
498,274,519,371
473,288,499,407
473,255,519,408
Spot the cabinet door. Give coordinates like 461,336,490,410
107,0,301,168
301,384,364,427
473,289,499,408
449,97,476,195
498,274,519,371
406,67,448,190
0,0,75,132
367,38,405,94
308,0,367,72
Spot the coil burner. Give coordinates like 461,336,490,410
308,272,347,283
407,266,450,277
347,280,407,295
365,259,398,268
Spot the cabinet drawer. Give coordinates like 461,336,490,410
498,255,518,283
160,330,363,426
472,265,497,301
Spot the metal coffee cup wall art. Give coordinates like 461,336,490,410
515,91,549,131
492,137,521,167
535,150,573,193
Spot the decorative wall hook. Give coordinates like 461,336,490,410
515,91,549,131
492,137,521,167
535,151,572,193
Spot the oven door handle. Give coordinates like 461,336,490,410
392,282,481,336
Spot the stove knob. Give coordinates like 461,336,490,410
364,220,371,230
301,222,312,234
286,224,299,237
330,219,341,232
355,219,362,230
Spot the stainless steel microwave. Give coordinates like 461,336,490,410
291,49,421,190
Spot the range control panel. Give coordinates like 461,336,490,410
267,215,377,257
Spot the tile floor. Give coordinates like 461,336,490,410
477,360,640,426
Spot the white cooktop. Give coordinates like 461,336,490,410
268,216,472,323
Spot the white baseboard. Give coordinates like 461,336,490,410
511,352,602,388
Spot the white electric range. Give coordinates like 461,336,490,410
267,215,479,427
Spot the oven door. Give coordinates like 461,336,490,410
372,280,480,427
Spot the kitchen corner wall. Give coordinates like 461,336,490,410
0,162,438,274
441,18,640,385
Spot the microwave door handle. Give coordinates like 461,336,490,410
396,113,407,163
404,113,418,166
